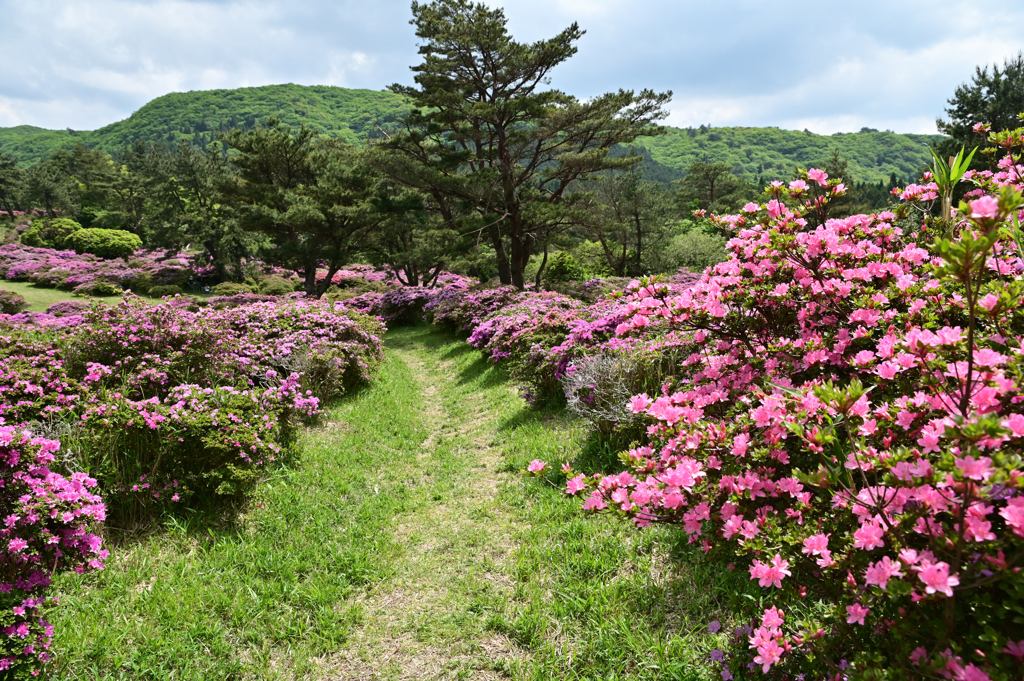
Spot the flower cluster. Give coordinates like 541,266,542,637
527,153,1024,678
0,295,385,524
0,427,106,674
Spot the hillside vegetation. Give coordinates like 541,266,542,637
0,84,942,183
642,125,944,184
0,84,410,163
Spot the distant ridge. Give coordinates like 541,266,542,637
0,84,943,183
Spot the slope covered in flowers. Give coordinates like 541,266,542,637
325,131,1024,681
0,293,385,674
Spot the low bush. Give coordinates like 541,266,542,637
211,282,254,296
147,284,183,298
258,276,297,296
20,218,82,249
0,289,27,314
67,228,142,259
45,300,89,317
544,251,590,283
73,280,122,297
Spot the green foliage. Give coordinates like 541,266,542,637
210,282,254,296
67,227,142,258
635,125,942,184
675,160,751,213
544,251,590,283
0,85,411,166
75,280,123,297
937,51,1024,154
0,289,28,313
658,229,728,271
21,217,82,248
258,276,299,296
148,284,183,298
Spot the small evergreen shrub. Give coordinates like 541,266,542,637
148,284,183,298
544,251,589,283
68,228,142,259
75,280,123,297
211,282,255,296
20,218,82,249
0,289,28,314
46,300,89,317
258,276,296,296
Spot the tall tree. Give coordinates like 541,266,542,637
584,166,673,276
147,141,260,280
0,154,24,218
220,120,385,296
385,0,671,289
937,52,1024,155
675,161,747,214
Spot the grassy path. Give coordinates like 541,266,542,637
51,326,728,680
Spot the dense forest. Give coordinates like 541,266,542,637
0,85,411,164
0,84,940,185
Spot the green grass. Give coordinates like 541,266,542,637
49,326,734,680
0,281,125,312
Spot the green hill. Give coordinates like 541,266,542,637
639,126,944,184
0,84,943,184
0,84,410,163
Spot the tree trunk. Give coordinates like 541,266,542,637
634,209,643,274
489,223,512,285
534,243,549,289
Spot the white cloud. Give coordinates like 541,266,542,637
0,0,1021,135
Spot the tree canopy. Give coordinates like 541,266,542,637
383,0,671,288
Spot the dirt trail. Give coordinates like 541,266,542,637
316,341,526,681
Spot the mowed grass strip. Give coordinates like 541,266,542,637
50,345,429,680
48,325,735,681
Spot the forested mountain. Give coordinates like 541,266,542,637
0,84,943,183
642,126,944,184
0,84,410,163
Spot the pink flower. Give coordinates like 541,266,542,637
978,293,999,312
630,394,652,414
845,602,869,625
918,561,959,597
969,196,999,219
864,556,903,589
749,554,791,588
1004,413,1024,437
802,533,829,556
1004,640,1024,658
566,475,587,495
761,606,784,628
1000,498,1024,537
955,455,993,481
807,168,829,186
527,459,549,474
959,664,991,681
753,640,785,672
853,519,885,550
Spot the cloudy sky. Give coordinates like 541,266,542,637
0,0,1020,134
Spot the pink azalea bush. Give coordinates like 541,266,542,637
530,149,1024,677
0,428,106,675
0,294,385,524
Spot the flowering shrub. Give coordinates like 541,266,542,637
0,290,27,315
0,427,106,675
532,153,1024,678
0,244,216,295
0,295,385,524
